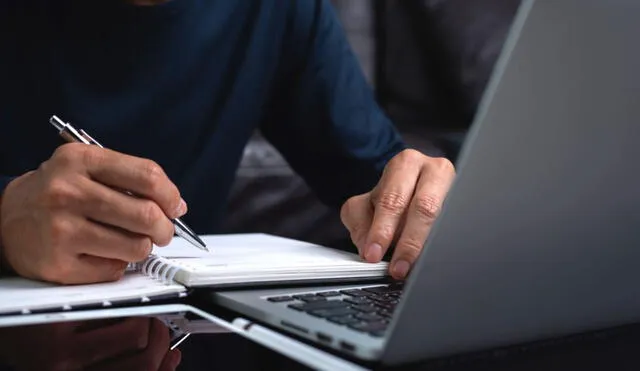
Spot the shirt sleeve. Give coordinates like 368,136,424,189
260,0,407,209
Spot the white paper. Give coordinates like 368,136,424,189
151,233,388,286
0,272,185,315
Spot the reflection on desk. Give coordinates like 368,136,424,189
0,317,180,371
2,313,640,371
0,315,309,371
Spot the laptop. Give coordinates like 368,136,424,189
209,0,640,366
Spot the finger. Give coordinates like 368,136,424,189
340,193,373,257
66,216,153,263
73,318,150,368
390,162,454,279
79,146,186,219
364,159,422,263
158,350,182,371
41,252,129,285
86,318,171,371
34,215,133,284
77,176,175,246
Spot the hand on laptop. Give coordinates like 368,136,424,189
341,149,455,280
0,143,185,284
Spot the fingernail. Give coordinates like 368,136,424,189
365,243,382,262
175,199,187,218
392,260,411,279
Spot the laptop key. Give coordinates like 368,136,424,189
371,295,395,303
267,296,293,303
292,300,349,312
309,308,358,318
352,304,378,313
293,294,317,300
339,289,372,297
355,313,385,322
362,285,401,294
344,297,372,306
317,291,341,297
374,302,396,310
348,321,388,333
328,315,361,326
299,296,327,303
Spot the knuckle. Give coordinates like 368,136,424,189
394,149,422,164
138,201,163,230
414,194,441,222
131,238,153,261
432,156,456,174
154,220,175,246
49,217,73,247
52,143,85,165
340,198,356,226
375,191,409,216
80,145,105,168
140,160,164,193
398,239,423,260
373,224,396,244
43,178,78,208
105,260,128,281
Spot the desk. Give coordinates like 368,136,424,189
0,302,639,371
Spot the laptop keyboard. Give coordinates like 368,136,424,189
264,283,404,337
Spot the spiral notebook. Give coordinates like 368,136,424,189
0,234,388,315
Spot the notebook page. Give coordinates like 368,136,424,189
0,271,186,315
151,233,308,258
150,234,388,286
153,233,381,265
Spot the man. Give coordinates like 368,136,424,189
0,0,455,285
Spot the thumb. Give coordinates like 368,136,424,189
340,193,373,257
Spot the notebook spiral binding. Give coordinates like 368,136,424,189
141,255,182,285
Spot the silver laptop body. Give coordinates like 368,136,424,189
213,0,640,366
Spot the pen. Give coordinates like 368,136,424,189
49,115,208,252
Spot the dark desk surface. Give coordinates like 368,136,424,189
1,306,640,371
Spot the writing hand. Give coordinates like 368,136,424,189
341,149,456,279
0,143,186,284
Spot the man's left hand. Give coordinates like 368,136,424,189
341,149,456,280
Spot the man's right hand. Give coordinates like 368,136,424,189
0,143,187,284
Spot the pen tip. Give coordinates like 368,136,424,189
195,236,208,251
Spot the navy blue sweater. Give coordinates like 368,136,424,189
0,0,406,233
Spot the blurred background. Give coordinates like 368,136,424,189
219,0,521,251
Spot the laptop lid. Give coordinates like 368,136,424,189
382,0,640,365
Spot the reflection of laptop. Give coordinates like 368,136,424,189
0,304,369,370
209,0,640,367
